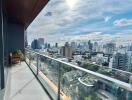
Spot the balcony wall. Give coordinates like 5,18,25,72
7,20,25,54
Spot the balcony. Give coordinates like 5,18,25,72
4,62,51,100
24,49,132,100
1,0,132,100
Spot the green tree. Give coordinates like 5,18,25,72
82,64,99,71
85,96,92,100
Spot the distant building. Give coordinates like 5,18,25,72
91,53,108,65
71,42,77,51
47,43,51,48
93,42,98,52
112,52,128,70
38,38,44,48
88,40,93,51
25,31,28,47
60,43,73,59
109,57,113,68
104,43,116,55
128,44,132,51
73,55,83,62
127,51,132,71
55,43,58,48
31,39,42,49
44,43,48,48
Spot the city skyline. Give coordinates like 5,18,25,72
27,0,132,45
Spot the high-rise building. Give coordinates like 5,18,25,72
60,43,73,59
44,43,48,48
127,51,132,71
38,38,44,48
104,43,116,55
88,40,93,52
47,43,50,48
55,43,58,48
31,39,42,49
93,42,98,52
71,42,76,48
25,31,28,47
112,52,128,70
128,44,132,51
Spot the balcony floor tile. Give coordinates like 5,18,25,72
8,62,51,100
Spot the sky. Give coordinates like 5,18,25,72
27,0,132,45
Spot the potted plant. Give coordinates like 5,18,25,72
10,49,24,64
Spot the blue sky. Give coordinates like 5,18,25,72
27,0,132,45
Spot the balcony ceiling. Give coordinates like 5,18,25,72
5,0,49,28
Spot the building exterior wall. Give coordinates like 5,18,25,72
7,21,25,53
61,45,72,59
112,53,128,70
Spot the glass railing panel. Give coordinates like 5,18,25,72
25,50,38,74
25,49,132,100
25,50,58,99
25,50,30,63
81,63,132,84
98,66,132,84
37,55,59,100
60,63,132,100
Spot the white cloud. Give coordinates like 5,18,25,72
104,16,111,22
62,32,132,46
114,18,132,26
27,0,132,45
28,30,132,45
28,0,132,35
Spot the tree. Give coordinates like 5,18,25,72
85,96,92,100
82,63,99,71
102,62,109,66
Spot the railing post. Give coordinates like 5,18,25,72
58,62,61,100
37,54,39,75
29,52,31,67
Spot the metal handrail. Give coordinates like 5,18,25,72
25,48,132,92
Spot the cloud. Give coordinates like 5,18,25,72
62,31,132,45
104,16,111,22
27,30,132,46
27,0,132,45
114,18,132,26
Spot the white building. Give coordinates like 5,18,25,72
73,55,83,62
91,53,108,65
103,43,116,55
